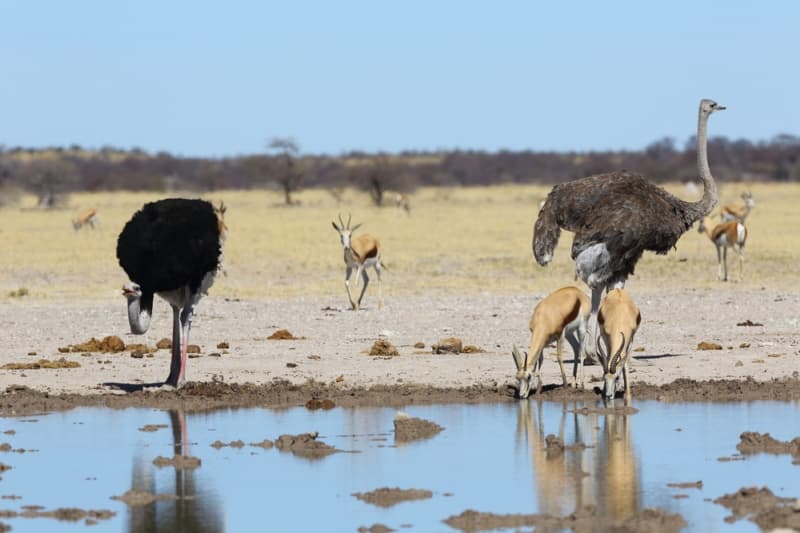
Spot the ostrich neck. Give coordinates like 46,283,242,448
694,108,718,217
127,293,153,334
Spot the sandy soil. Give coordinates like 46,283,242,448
0,287,798,413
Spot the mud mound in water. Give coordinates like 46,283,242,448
275,432,338,459
111,490,179,506
736,431,800,461
393,413,443,443
0,507,115,523
357,525,394,533
352,487,433,508
152,455,201,470
714,486,800,530
210,440,245,449
444,506,686,533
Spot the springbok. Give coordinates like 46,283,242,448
331,214,383,311
597,288,640,405
395,193,411,216
511,286,590,399
72,208,99,231
720,191,754,222
698,216,747,282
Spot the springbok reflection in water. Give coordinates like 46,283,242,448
515,401,640,525
126,409,224,533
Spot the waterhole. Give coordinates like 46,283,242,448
0,400,798,532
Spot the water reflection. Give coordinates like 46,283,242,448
126,410,224,533
516,401,640,525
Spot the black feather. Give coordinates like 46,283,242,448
117,199,222,297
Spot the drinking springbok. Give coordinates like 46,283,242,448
597,288,641,405
512,286,590,398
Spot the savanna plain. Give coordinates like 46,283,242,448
0,183,798,405
0,184,799,532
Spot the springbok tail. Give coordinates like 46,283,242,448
533,197,561,265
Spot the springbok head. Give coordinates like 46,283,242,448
511,344,532,399
741,191,754,208
215,201,229,241
331,213,362,249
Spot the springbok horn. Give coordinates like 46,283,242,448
511,344,523,370
347,213,352,229
338,213,345,229
611,332,625,370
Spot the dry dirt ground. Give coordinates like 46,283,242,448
0,285,798,414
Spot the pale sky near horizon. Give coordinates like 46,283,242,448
1,1,798,157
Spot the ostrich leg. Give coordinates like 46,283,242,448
581,286,604,368
177,304,195,386
166,305,182,386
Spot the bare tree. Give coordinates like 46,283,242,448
19,157,78,208
350,155,400,207
267,137,303,205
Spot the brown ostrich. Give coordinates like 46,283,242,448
532,98,725,360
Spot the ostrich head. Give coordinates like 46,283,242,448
331,213,362,250
700,99,726,116
122,281,151,334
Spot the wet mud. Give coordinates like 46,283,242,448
152,455,202,470
666,480,703,489
111,489,179,506
274,432,338,459
352,487,433,508
736,431,800,462
0,507,115,524
714,486,800,530
393,413,443,443
0,377,799,417
443,506,686,533
357,525,394,533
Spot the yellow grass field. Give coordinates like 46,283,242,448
1,182,797,301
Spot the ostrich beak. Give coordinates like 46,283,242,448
715,104,726,111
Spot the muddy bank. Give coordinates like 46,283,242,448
0,377,799,417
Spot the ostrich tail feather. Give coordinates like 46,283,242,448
533,198,561,265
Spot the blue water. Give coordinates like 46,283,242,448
0,400,799,532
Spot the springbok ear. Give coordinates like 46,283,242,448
351,223,363,232
511,344,524,370
332,221,340,231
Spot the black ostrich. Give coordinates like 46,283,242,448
117,198,227,387
533,99,725,359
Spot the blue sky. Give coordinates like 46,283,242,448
1,1,798,157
